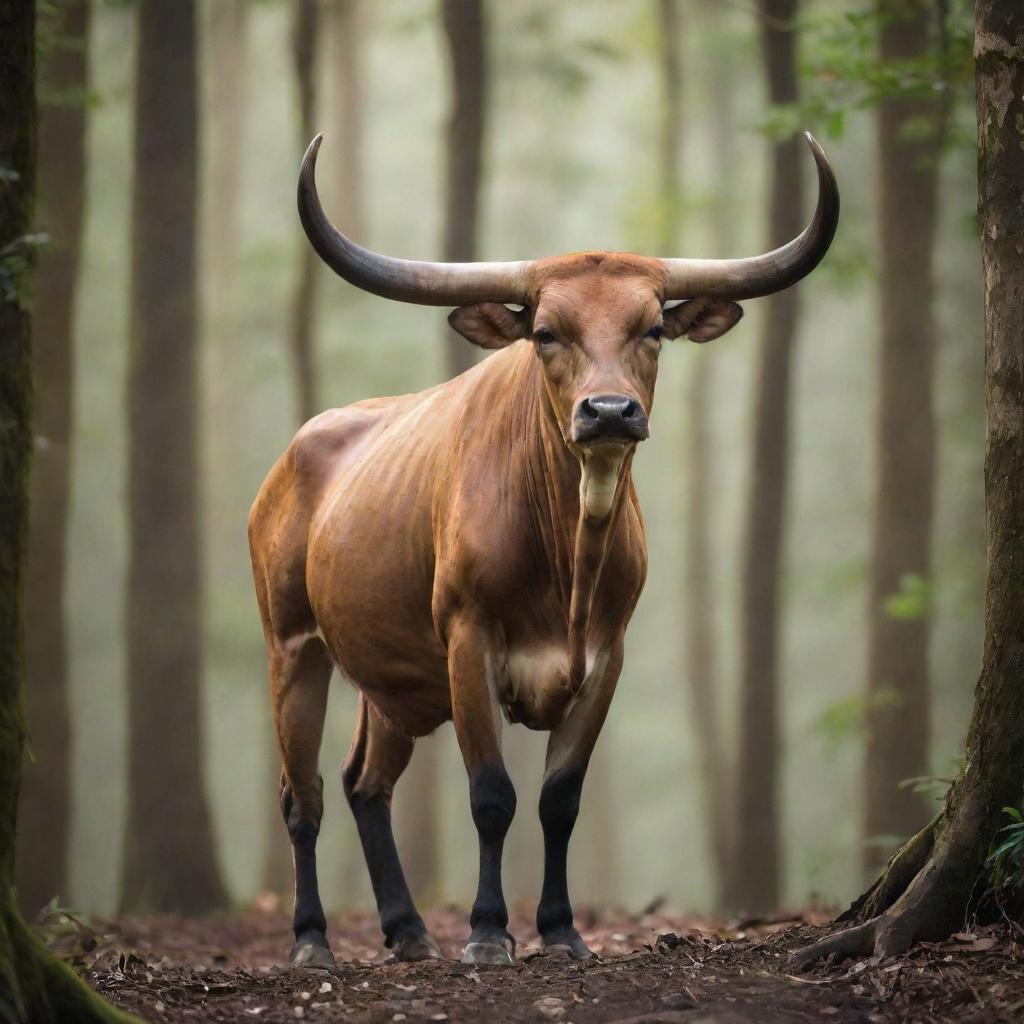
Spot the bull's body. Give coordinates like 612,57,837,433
255,339,644,737
251,133,837,967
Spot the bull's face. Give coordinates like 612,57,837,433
448,253,743,449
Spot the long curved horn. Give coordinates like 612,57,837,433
661,132,839,300
298,134,531,306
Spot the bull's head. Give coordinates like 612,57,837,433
297,133,838,458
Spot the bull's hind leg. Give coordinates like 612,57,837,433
343,695,441,961
269,633,335,968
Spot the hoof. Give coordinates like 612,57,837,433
289,935,336,969
542,930,593,960
462,941,515,965
390,931,443,963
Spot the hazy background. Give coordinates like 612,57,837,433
41,0,982,919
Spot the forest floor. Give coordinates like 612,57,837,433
59,903,1024,1023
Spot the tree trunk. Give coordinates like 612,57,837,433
794,0,1024,966
205,0,248,347
440,0,487,380
328,0,365,239
289,0,320,423
394,737,442,906
731,0,802,915
122,0,228,913
660,0,734,911
0,3,137,1018
862,0,949,877
15,0,90,920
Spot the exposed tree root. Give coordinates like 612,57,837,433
793,789,992,970
837,811,942,924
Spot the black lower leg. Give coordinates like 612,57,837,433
468,762,517,947
347,789,428,949
536,766,590,955
282,782,331,961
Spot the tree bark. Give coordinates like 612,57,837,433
288,0,320,423
328,0,365,239
731,0,802,915
658,0,732,911
122,0,228,913
0,3,139,1017
862,0,948,877
794,0,1024,966
206,0,248,346
15,0,90,920
440,0,488,379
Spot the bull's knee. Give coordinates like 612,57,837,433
470,763,516,843
281,776,325,851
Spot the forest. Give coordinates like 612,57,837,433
1,0,1023,1021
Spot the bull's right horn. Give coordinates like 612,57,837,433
298,134,532,307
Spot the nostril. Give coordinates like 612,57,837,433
622,398,638,419
578,398,599,422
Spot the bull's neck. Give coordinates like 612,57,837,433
526,357,634,691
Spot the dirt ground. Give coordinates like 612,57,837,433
56,903,1024,1023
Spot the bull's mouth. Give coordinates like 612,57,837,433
576,441,630,520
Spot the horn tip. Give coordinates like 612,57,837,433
304,133,324,162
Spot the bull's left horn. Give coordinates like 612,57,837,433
661,132,839,300
298,134,532,306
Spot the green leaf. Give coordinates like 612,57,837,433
883,574,933,621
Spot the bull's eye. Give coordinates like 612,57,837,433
645,324,664,342
534,326,558,347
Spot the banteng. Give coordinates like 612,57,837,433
249,133,839,966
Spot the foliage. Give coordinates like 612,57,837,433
884,573,933,621
0,229,48,307
985,806,1024,894
815,688,903,745
758,2,975,144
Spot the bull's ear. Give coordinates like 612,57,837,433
662,298,743,343
448,303,530,349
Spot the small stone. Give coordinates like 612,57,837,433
661,992,697,1010
300,992,311,1001
534,996,567,1020
318,982,333,995
294,1008,305,1019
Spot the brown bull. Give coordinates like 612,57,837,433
249,133,838,967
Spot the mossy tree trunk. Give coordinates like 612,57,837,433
121,0,228,914
731,0,802,915
16,0,91,920
0,2,139,1019
794,0,1024,965
862,0,949,877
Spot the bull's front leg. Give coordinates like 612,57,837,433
447,617,518,965
537,641,623,960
